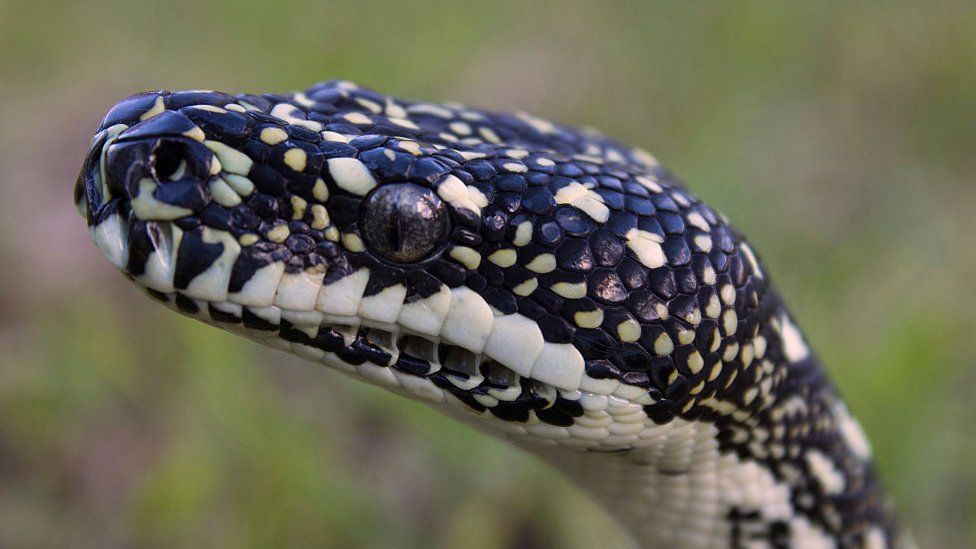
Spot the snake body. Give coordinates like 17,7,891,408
75,80,902,548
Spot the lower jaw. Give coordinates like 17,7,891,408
120,282,662,456
140,285,551,407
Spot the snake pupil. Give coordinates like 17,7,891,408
390,210,404,254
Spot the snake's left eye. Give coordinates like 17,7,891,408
360,183,450,264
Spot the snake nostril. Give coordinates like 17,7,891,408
151,139,187,181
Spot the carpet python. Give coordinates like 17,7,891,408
74,80,906,548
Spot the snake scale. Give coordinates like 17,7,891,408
75,80,906,548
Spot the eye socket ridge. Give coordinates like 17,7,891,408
359,182,451,265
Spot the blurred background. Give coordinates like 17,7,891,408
1,1,973,547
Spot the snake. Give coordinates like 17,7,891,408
74,80,907,548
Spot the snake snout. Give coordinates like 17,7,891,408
102,135,211,221
77,104,220,227
76,138,205,224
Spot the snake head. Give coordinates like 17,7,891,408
75,82,902,547
75,81,773,448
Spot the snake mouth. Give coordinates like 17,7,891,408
84,198,638,415
82,195,611,413
81,192,622,401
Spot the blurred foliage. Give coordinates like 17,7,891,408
0,1,973,547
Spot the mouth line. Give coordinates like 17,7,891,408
143,286,584,423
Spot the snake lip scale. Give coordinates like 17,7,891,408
75,80,906,548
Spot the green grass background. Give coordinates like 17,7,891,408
0,1,973,547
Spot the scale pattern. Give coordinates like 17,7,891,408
75,80,903,548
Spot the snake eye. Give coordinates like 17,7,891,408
360,183,450,264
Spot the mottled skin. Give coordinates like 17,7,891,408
75,80,903,548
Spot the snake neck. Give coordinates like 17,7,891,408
531,420,884,549
518,299,901,549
